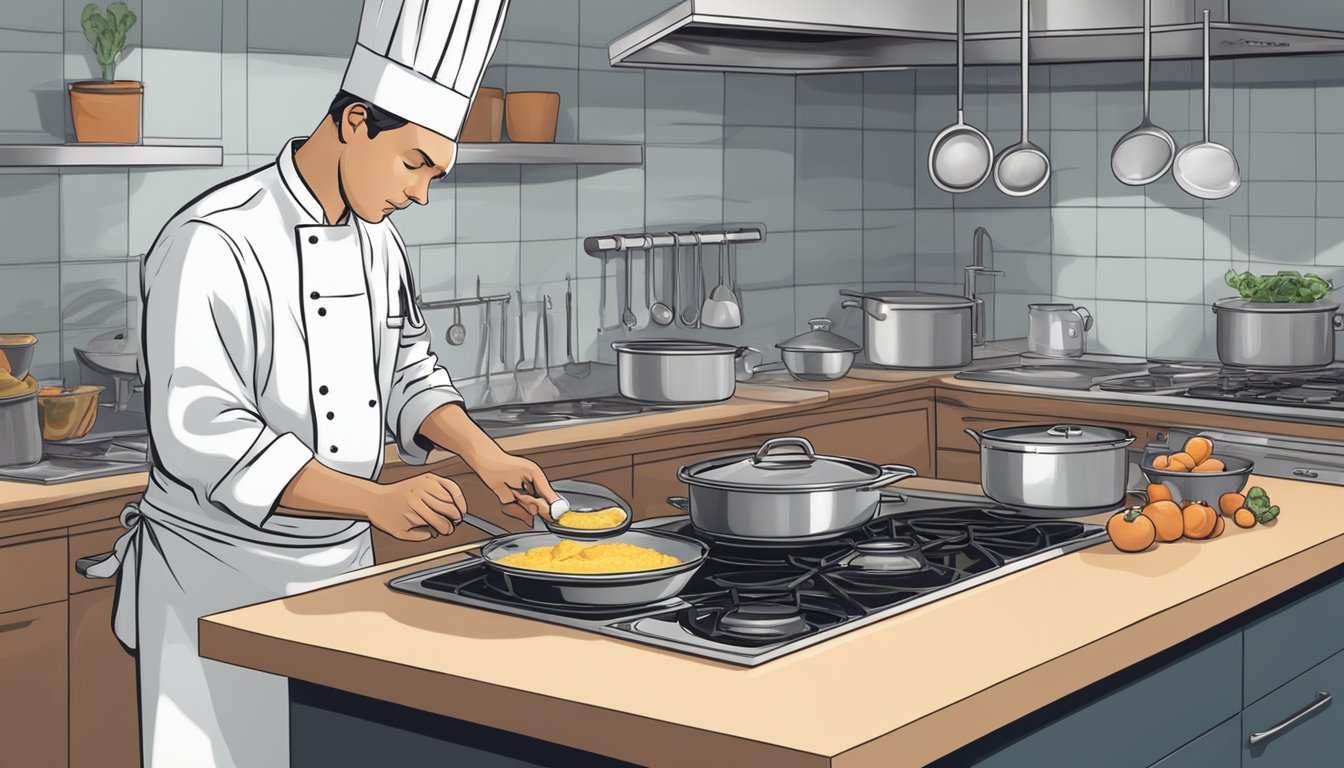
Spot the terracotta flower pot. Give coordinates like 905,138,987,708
69,81,143,144
505,91,560,143
460,87,504,142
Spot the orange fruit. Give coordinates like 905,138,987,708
1108,508,1157,553
1144,500,1184,543
1192,458,1226,473
1147,483,1173,503
1234,508,1257,528
1183,502,1217,539
1183,437,1214,465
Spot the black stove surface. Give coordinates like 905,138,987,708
1095,362,1344,408
412,507,1104,649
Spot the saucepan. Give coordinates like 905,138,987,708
966,424,1135,514
450,480,708,607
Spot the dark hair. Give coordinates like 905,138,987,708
327,90,409,139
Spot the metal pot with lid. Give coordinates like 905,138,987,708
839,290,974,368
1212,297,1344,369
749,318,861,381
671,436,918,541
966,424,1135,514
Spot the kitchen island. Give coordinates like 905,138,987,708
199,474,1344,767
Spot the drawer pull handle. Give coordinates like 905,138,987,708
1293,468,1321,479
1249,690,1332,747
75,551,115,578
0,619,35,634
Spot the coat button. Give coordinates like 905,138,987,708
368,400,376,407
318,307,327,317
319,385,329,395
310,291,319,300
330,445,339,453
326,411,334,420
308,235,319,244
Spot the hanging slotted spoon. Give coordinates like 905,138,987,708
478,301,496,406
1111,0,1176,186
514,292,547,401
701,238,741,329
536,294,561,400
562,274,591,378
488,296,516,403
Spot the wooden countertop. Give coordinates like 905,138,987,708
199,475,1344,768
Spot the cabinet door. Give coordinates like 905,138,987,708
1149,715,1241,767
1244,576,1344,707
792,407,934,478
0,602,68,768
1243,647,1344,767
70,588,139,768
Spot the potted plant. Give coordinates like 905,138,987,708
69,1,141,144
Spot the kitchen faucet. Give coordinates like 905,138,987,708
964,227,1005,347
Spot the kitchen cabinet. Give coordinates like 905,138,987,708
965,633,1242,768
0,602,69,768
1243,574,1344,707
1149,716,1241,768
69,587,139,768
0,533,67,614
1243,648,1344,767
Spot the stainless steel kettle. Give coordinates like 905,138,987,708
1027,303,1092,358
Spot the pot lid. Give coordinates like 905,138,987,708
681,436,883,491
1213,297,1341,314
611,339,742,355
978,425,1134,454
776,318,861,353
845,290,976,310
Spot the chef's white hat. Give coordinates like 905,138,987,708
341,0,510,141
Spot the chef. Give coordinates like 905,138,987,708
85,2,556,766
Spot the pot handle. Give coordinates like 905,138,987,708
1335,313,1344,332
734,346,765,381
666,496,690,511
751,436,817,468
841,299,887,322
1074,306,1093,332
859,464,919,492
964,427,984,446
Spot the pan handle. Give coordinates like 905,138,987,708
859,464,919,492
453,512,511,537
666,496,690,511
841,299,887,322
964,427,984,446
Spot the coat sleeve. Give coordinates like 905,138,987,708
142,221,314,529
383,242,465,466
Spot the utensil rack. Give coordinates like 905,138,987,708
416,276,513,312
583,227,764,255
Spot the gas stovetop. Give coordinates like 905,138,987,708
389,491,1107,666
1095,362,1344,409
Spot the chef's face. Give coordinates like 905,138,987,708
337,103,454,224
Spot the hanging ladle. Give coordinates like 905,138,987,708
993,0,1051,197
1173,9,1241,200
650,234,675,327
928,0,993,193
1111,0,1176,186
447,304,466,346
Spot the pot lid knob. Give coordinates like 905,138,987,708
1046,425,1085,439
807,318,833,331
751,436,817,469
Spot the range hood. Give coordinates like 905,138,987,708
608,0,1344,73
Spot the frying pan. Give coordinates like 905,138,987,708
451,480,708,607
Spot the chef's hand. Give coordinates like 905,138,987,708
471,450,559,525
369,474,466,541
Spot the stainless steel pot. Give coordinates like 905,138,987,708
673,436,917,541
749,318,861,381
965,424,1135,514
839,290,974,368
1212,298,1343,369
611,339,751,403
0,377,41,467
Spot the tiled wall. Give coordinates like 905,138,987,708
0,0,924,397
914,53,1344,360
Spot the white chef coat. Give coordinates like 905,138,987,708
102,137,465,768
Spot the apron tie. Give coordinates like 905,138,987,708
84,501,143,651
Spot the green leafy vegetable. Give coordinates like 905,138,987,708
1225,270,1334,303
81,2,137,82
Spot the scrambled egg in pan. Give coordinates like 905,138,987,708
496,539,681,574
555,506,626,529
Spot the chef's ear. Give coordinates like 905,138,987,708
337,103,370,144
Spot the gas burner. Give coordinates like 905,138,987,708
681,588,851,645
834,538,929,573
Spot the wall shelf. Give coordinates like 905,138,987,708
0,143,223,168
454,143,643,165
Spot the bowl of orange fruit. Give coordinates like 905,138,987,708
1141,436,1253,504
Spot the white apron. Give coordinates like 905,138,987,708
86,139,464,768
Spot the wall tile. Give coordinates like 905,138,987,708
863,130,914,211
1248,181,1314,218
793,284,860,344
795,128,862,231
1096,257,1146,301
796,74,862,129
456,241,520,298
913,209,956,285
0,174,59,265
0,52,64,142
1051,130,1098,207
61,260,129,329
1093,300,1146,356
1318,134,1344,182
993,293,1048,340
1145,208,1203,260
418,244,455,303
1249,215,1315,263
456,166,521,244
0,0,62,53
1203,260,1234,305
1250,87,1316,133
576,166,643,265
504,0,580,45
645,70,724,145
505,41,578,70
1318,182,1344,218
1318,218,1344,266
992,252,1051,295
577,68,643,142
724,126,794,232
247,0,360,57
1318,83,1344,134
1248,131,1315,181
395,180,457,246
864,210,915,285
1143,258,1205,304
955,208,1052,256
28,331,61,382
736,232,794,291
60,171,129,261
1051,207,1096,257
724,73,795,128
577,0,672,48
247,53,347,153
913,131,954,210
521,166,578,242
1096,208,1146,257
0,264,59,333
794,229,862,286
1147,303,1207,360
863,71,914,131
61,325,124,386
645,144,723,228
521,238,579,289
1051,91,1096,131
